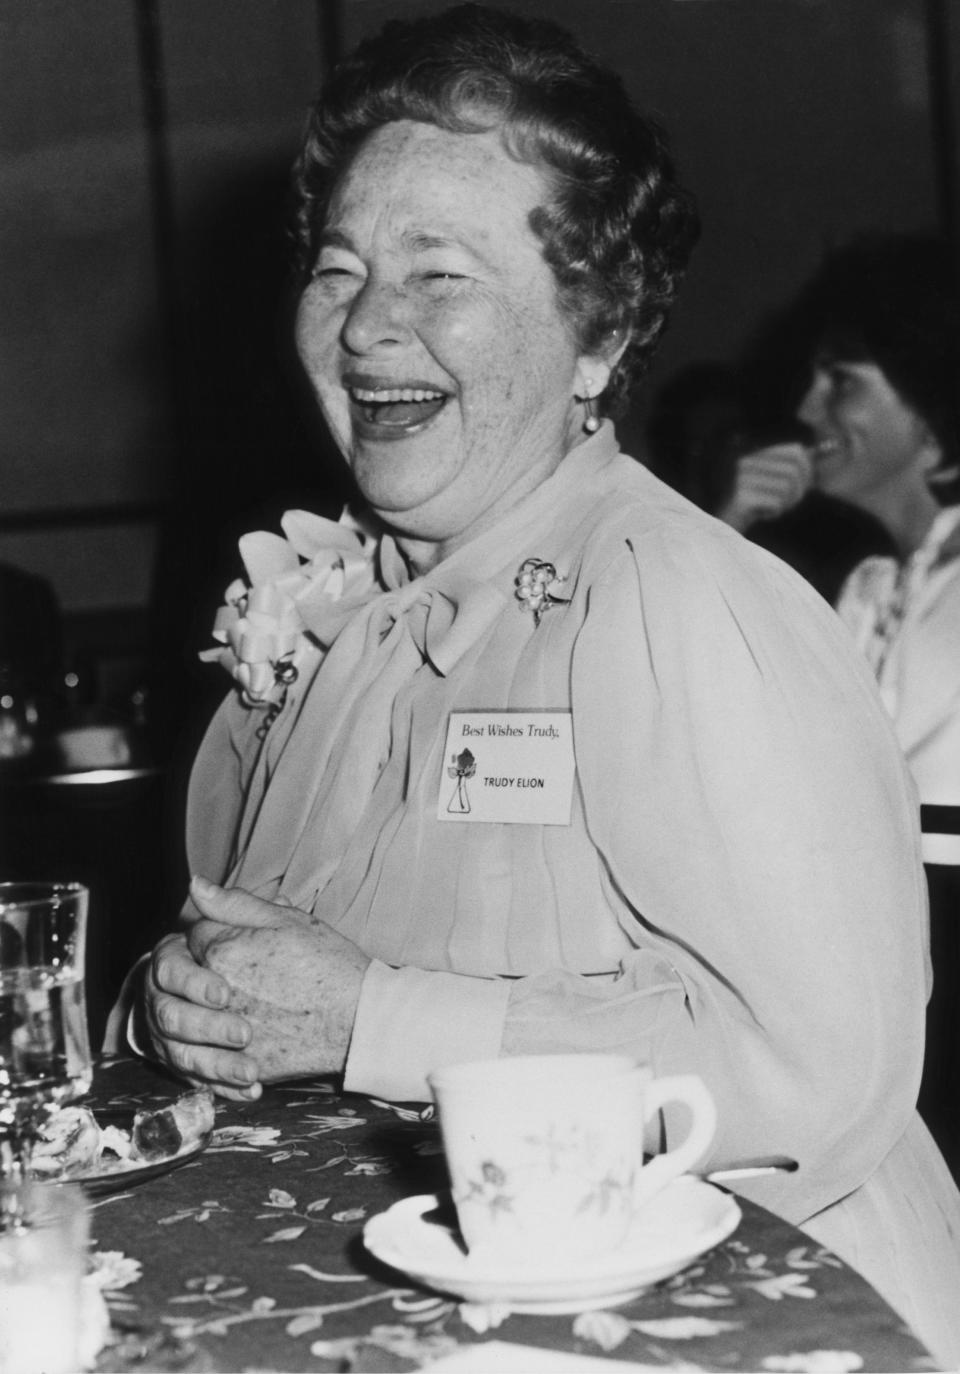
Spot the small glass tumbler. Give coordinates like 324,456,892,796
0,1182,90,1374
0,880,93,1190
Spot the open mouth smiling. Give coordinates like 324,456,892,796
346,377,450,438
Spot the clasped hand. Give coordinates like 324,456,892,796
143,876,371,1100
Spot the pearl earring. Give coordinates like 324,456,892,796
583,390,600,434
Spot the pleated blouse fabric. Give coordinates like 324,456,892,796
187,425,960,1367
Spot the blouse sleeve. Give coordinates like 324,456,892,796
348,523,930,1225
185,691,266,893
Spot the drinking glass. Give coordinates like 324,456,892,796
0,882,92,1216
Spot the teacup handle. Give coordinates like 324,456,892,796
637,1074,717,1202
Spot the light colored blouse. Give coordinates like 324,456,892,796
187,425,960,1366
836,506,960,858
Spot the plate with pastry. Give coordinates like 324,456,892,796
31,1086,216,1196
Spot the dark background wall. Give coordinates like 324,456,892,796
1,0,957,742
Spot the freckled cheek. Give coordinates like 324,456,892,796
295,310,349,428
442,316,475,347
456,347,520,414
469,337,557,417
293,296,319,356
295,297,342,367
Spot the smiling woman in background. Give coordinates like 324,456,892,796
718,234,960,1173
110,7,960,1363
794,235,960,832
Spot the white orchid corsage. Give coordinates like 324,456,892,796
201,507,378,731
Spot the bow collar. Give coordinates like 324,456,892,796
374,534,508,676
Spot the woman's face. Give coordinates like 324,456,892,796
797,358,936,503
295,120,598,553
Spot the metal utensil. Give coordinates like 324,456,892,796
704,1155,798,1183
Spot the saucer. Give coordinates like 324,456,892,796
363,1175,741,1314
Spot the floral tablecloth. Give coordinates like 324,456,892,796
85,1058,936,1373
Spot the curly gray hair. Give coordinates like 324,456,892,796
291,4,699,416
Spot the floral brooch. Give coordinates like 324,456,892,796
514,558,567,626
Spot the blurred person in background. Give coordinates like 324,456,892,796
715,232,960,1168
646,331,897,606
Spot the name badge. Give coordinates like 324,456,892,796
437,711,575,825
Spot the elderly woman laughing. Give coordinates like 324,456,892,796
117,6,960,1364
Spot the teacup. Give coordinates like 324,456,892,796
428,1054,716,1270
